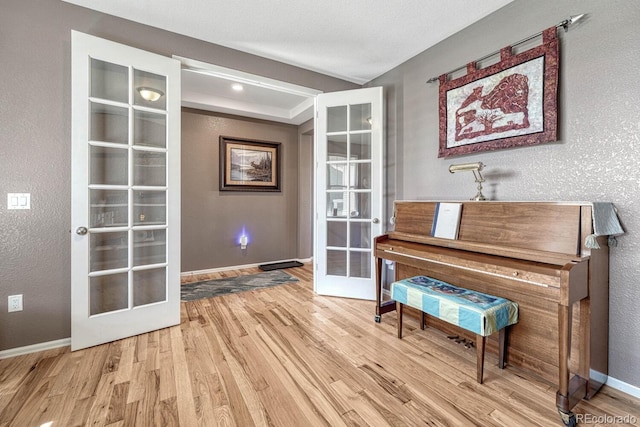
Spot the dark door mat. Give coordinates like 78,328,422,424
258,261,304,271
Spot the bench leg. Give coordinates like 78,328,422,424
476,334,486,384
396,301,403,339
420,312,426,330
499,327,508,369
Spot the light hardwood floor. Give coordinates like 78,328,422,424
1,263,638,426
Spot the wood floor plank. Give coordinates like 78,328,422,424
183,325,227,426
0,354,58,425
169,324,198,427
65,395,95,427
330,379,392,426
84,372,116,426
1,263,638,426
105,381,128,425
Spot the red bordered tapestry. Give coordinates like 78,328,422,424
438,27,559,158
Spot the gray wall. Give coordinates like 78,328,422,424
181,110,300,271
369,0,640,387
0,0,356,351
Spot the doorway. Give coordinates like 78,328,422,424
176,58,320,272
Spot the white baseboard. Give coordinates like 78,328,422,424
606,376,640,399
181,257,312,278
0,338,70,360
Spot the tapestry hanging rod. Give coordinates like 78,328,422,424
425,14,586,83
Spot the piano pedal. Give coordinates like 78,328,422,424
465,341,474,349
455,337,466,344
447,335,459,340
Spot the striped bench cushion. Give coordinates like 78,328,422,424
391,276,518,336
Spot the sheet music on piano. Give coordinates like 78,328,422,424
431,202,462,239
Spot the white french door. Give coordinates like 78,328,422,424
70,31,181,350
314,87,384,300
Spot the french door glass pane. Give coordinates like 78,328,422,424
352,163,371,189
350,222,371,248
327,106,347,132
90,189,128,228
90,273,128,315
327,192,348,218
133,229,166,266
327,249,347,276
90,231,127,272
91,59,128,103
133,150,166,186
133,267,166,306
134,190,166,225
327,221,347,247
134,69,167,110
90,103,128,144
349,252,371,278
327,135,347,160
327,164,347,189
351,192,371,219
350,103,372,131
350,133,371,160
90,146,128,185
134,110,166,148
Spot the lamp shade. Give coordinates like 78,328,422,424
137,87,164,102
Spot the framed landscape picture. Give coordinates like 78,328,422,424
219,136,281,192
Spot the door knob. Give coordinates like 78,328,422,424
372,218,380,224
76,226,88,235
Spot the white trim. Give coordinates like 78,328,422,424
180,258,312,278
0,338,70,360
590,369,608,386
174,56,322,98
607,376,640,399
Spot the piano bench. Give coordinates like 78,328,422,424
391,275,519,384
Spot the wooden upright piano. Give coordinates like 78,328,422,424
374,201,611,421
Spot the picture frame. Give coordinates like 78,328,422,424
219,136,281,192
438,27,559,158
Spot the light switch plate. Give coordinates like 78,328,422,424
7,193,30,210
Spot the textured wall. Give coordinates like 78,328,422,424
0,0,356,351
181,110,300,271
369,0,640,387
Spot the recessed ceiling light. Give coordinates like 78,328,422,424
231,83,244,91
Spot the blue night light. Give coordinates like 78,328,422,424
238,228,249,249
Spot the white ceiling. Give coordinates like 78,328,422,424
63,0,514,124
176,57,322,124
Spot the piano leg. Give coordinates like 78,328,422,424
396,301,404,338
557,303,576,426
556,303,588,427
375,256,383,323
557,303,572,411
374,255,396,322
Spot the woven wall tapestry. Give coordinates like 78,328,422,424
438,27,559,158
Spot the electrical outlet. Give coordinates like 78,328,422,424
8,294,23,312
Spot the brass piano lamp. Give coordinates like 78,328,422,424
449,161,486,201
